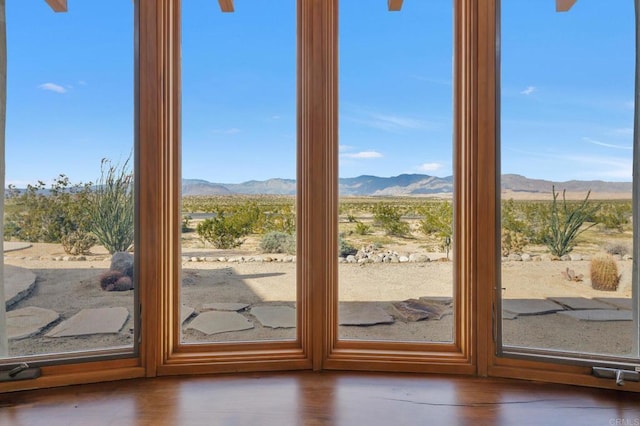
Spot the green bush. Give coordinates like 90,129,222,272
263,204,296,234
543,187,599,257
197,207,252,249
372,203,410,237
61,230,98,255
595,202,631,232
259,231,296,254
4,175,93,245
90,158,135,254
338,233,357,257
354,222,370,235
182,215,193,233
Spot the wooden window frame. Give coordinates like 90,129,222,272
476,0,640,393
151,0,477,376
4,0,637,394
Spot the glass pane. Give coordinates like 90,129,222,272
180,1,296,343
338,2,454,342
500,1,639,359
1,3,136,358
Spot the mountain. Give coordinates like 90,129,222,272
181,174,632,198
501,174,632,195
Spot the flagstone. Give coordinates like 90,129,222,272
251,306,296,328
558,310,633,321
594,298,633,311
547,297,615,311
392,299,450,322
4,265,37,308
7,307,59,340
46,307,129,337
503,299,564,316
3,242,32,252
339,303,394,326
181,305,195,324
186,311,254,335
202,302,250,312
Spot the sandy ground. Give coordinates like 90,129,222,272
3,242,636,358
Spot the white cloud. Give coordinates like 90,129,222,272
341,151,383,159
212,128,241,135
417,162,443,173
520,86,536,96
38,83,66,94
582,137,632,150
339,144,355,152
612,128,633,136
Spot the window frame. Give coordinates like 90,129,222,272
477,0,640,392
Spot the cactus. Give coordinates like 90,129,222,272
590,253,620,291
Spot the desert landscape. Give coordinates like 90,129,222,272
1,174,637,360
2,224,635,358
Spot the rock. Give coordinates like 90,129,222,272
508,254,522,262
389,254,400,263
190,257,200,262
346,255,357,263
623,254,632,261
204,257,217,262
409,254,430,263
111,252,134,277
392,299,450,322
520,253,531,262
560,255,571,261
398,256,410,263
569,253,583,261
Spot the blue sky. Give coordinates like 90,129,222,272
4,1,635,186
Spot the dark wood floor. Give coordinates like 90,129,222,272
0,372,639,425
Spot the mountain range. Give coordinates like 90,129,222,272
182,174,632,197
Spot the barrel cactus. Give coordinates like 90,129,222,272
590,253,620,291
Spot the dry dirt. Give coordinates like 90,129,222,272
3,241,636,358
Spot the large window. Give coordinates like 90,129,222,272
1,1,137,366
1,0,637,394
498,0,639,367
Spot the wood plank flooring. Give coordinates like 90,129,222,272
0,372,639,425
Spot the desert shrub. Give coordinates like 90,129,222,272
90,158,135,254
590,253,620,291
4,176,93,244
354,222,370,235
182,215,193,233
260,231,296,254
604,242,630,256
419,201,453,239
197,208,251,249
263,204,296,234
501,229,527,256
595,202,632,232
338,233,357,257
373,203,410,237
61,230,97,255
543,187,599,257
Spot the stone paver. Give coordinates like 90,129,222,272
501,311,518,320
3,242,32,252
46,307,129,337
7,307,60,340
547,297,616,311
339,303,395,326
503,299,564,316
558,310,633,321
181,305,195,324
4,265,37,308
419,296,453,306
186,311,254,335
202,302,250,312
251,306,296,329
594,298,633,311
392,299,450,322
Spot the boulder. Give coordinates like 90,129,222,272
110,251,134,277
